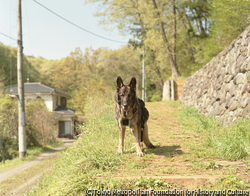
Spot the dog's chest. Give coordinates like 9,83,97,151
121,118,137,128
122,118,129,126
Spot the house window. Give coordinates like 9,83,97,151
61,97,67,107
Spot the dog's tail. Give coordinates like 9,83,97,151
143,123,156,148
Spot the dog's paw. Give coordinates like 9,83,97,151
118,147,124,154
137,152,144,157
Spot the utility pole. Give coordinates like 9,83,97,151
142,44,146,101
17,0,26,158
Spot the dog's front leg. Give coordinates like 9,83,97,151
118,125,126,154
135,124,143,157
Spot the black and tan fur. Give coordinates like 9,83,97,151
116,76,155,157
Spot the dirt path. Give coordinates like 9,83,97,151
14,101,250,194
0,139,74,195
112,101,249,189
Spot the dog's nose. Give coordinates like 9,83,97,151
123,102,128,107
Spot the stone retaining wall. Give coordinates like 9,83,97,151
180,26,250,125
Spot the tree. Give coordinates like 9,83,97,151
0,89,18,163
0,42,40,86
150,0,181,78
85,0,182,78
52,47,103,94
97,46,142,88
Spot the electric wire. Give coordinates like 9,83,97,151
0,32,16,41
33,0,128,44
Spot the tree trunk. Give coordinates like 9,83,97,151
151,0,181,78
172,0,176,65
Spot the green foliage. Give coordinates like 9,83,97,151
202,176,250,190
84,0,250,80
25,100,57,146
0,42,40,86
0,88,58,163
27,56,64,87
205,117,250,160
0,89,18,163
172,101,250,160
29,92,124,195
97,46,143,91
134,177,171,189
194,0,250,65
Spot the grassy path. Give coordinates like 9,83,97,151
28,100,250,195
110,101,250,189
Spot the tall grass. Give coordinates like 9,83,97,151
29,92,124,195
29,93,174,195
171,101,250,160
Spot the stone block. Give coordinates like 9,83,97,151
242,103,250,116
234,73,246,85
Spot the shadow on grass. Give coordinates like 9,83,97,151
145,145,184,157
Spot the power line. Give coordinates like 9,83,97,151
0,32,16,41
33,0,128,44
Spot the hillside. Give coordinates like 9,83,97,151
26,94,250,195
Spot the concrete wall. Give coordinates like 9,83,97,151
25,94,53,111
180,26,250,125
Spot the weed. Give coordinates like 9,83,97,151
201,176,250,190
206,161,219,170
134,177,171,189
160,167,177,174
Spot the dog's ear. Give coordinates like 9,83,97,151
129,77,136,90
116,76,124,90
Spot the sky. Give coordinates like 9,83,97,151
0,0,131,60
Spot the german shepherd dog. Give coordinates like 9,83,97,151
116,76,155,157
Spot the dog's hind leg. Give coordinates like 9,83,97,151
118,126,126,154
143,123,155,148
135,124,143,157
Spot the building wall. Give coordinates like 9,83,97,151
43,95,53,111
25,94,53,111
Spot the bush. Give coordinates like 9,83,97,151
25,100,57,146
0,88,57,163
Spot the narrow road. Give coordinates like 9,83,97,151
0,139,74,182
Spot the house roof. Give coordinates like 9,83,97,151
4,82,71,98
54,106,75,119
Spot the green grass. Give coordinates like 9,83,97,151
201,175,250,190
29,94,175,195
170,101,250,160
0,141,63,171
27,98,250,194
28,94,124,195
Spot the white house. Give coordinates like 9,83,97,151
5,82,76,139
